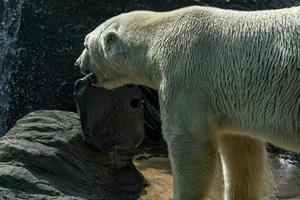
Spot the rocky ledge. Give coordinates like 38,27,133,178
0,110,145,200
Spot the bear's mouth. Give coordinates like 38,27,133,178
88,73,97,85
81,73,97,86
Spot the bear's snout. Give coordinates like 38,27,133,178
75,49,93,75
75,56,91,75
74,57,81,68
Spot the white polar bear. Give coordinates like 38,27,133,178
75,5,300,200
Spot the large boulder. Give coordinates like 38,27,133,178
0,110,145,200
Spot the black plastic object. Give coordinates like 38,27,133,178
74,74,145,153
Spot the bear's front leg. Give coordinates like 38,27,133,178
168,132,218,200
159,87,219,199
169,138,218,200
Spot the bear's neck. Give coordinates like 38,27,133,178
132,64,161,90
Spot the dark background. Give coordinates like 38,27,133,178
1,0,300,137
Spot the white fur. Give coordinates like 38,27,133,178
76,6,300,200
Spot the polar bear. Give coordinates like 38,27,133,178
75,5,300,200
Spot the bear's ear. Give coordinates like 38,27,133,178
102,31,124,63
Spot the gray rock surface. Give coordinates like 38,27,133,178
0,110,145,200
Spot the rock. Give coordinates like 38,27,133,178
134,153,152,161
135,156,300,200
135,157,173,200
272,157,300,199
0,110,145,200
135,156,224,200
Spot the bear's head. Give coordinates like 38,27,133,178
75,12,158,90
